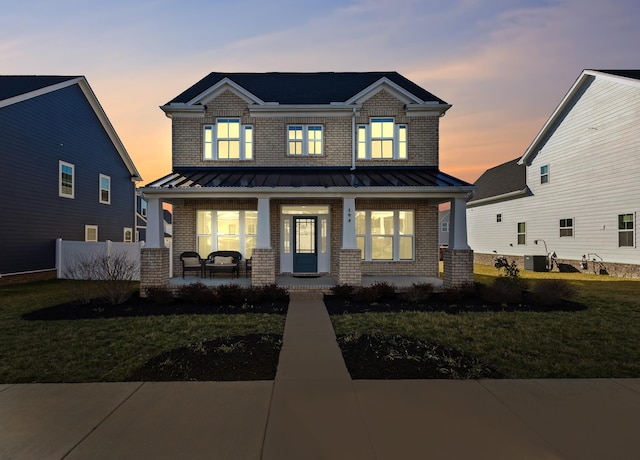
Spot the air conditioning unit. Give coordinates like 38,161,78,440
524,255,548,272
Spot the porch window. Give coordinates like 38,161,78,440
357,118,408,160
355,210,414,261
196,210,257,258
287,125,323,156
619,213,634,247
203,119,253,160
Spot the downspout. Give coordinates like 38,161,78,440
351,107,357,171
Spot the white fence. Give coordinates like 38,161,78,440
56,239,142,280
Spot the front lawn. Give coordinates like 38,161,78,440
330,265,640,378
0,280,286,383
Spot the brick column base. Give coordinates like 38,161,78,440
338,248,362,286
443,248,474,288
251,248,276,286
140,247,170,297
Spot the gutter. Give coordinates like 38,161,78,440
467,187,529,207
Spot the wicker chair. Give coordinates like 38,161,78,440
180,251,204,278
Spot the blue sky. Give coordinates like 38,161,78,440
2,0,639,183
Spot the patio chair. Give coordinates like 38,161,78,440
180,251,204,278
245,256,252,278
204,251,241,278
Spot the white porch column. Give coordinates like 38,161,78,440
145,197,165,249
256,197,271,249
449,197,471,250
342,197,357,249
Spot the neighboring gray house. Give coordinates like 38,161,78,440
438,209,450,247
0,76,142,284
467,69,640,276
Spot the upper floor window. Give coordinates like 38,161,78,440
357,118,408,160
517,222,526,245
559,218,573,237
540,164,550,184
99,174,111,204
59,161,75,199
204,119,253,161
287,125,323,156
619,213,634,247
496,214,502,223
441,222,449,233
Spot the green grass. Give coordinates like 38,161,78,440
332,265,640,378
0,280,286,383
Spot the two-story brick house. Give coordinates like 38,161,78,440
140,72,474,291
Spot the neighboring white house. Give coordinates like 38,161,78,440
438,209,450,247
467,69,640,277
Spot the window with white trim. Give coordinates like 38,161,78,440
441,222,449,233
540,164,549,184
618,213,634,247
59,161,75,198
197,210,257,258
287,125,323,156
357,118,408,160
203,119,253,160
99,174,111,204
517,222,526,245
559,218,573,237
123,227,133,242
355,210,414,261
85,225,98,242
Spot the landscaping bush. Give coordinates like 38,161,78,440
330,284,356,299
483,276,526,305
146,286,175,305
177,282,218,305
400,283,434,303
531,279,576,306
256,283,289,302
440,283,479,304
352,282,396,304
215,284,248,306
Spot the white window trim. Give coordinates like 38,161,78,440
441,222,449,233
123,227,133,242
356,210,414,261
203,119,254,161
357,118,408,160
59,160,75,199
540,164,550,184
618,213,635,248
559,218,574,237
287,125,324,156
99,174,111,205
85,225,98,242
517,222,526,245
196,210,258,258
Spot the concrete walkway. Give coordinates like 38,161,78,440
1,293,640,459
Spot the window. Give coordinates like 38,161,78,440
99,174,111,204
540,164,549,184
140,199,147,217
59,161,74,198
496,214,502,223
85,225,98,242
619,213,634,247
560,218,574,237
441,222,449,233
517,222,526,245
123,227,133,242
203,119,253,160
355,210,414,261
288,125,323,156
197,210,257,258
357,118,408,160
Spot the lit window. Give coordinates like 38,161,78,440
355,210,414,261
619,214,634,247
203,119,253,160
540,165,549,184
59,161,74,198
197,210,258,258
85,225,98,242
99,174,110,204
287,126,323,156
123,227,133,242
560,218,573,237
517,222,526,245
357,118,408,160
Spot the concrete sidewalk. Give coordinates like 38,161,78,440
1,293,640,459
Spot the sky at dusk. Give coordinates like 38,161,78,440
2,0,639,185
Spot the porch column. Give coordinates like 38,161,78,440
140,197,169,296
252,197,276,286
338,197,362,286
443,197,474,288
145,197,165,248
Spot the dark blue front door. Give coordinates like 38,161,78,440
293,216,317,273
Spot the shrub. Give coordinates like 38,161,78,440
401,283,434,303
177,282,218,305
331,284,356,299
215,284,247,306
440,283,478,304
531,279,576,306
146,286,175,305
257,284,289,302
352,282,396,304
483,277,526,305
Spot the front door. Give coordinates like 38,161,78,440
293,216,318,273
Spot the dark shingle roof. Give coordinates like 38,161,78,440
146,166,470,189
593,70,640,81
0,76,80,102
468,158,527,204
167,72,447,105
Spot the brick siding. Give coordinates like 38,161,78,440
140,248,170,296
